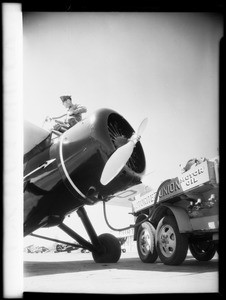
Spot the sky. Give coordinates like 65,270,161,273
22,12,223,246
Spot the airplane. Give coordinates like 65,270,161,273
24,108,147,263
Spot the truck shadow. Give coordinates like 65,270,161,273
24,253,218,278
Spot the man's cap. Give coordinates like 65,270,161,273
60,95,71,102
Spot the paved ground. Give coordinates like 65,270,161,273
24,251,219,294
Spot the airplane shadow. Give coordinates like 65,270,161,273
24,253,218,278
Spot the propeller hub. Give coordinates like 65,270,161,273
129,133,141,144
100,117,148,185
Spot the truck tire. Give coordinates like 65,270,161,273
189,240,216,261
156,215,188,265
137,221,158,263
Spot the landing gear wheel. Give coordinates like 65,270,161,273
56,244,63,252
137,221,158,263
156,216,188,265
189,241,216,261
92,233,121,263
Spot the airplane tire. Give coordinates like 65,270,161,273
92,233,121,263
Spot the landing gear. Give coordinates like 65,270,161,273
58,207,121,263
92,233,121,263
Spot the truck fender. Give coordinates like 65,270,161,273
154,204,192,234
134,213,148,241
155,217,164,247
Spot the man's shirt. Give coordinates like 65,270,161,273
66,104,87,126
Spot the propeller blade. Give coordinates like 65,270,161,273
137,117,148,136
100,140,134,185
100,117,148,186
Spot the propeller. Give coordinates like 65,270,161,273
100,118,148,185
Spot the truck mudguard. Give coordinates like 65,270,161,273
152,204,193,233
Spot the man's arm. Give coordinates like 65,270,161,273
73,104,87,115
45,114,67,122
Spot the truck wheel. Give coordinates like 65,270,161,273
92,233,121,263
189,240,216,261
156,216,188,265
137,221,158,263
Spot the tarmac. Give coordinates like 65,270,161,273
24,250,219,294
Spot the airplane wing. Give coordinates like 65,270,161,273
107,183,153,207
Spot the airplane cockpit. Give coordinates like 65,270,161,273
24,121,52,164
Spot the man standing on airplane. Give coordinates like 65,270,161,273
46,95,87,133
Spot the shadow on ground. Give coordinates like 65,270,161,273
24,254,218,278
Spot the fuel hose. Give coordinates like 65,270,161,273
103,179,171,232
